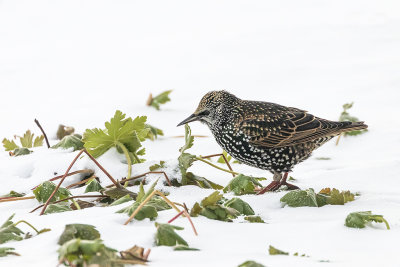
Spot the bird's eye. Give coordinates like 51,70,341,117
198,110,210,116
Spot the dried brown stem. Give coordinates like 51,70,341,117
201,153,235,177
39,149,84,215
66,175,96,189
83,149,119,187
171,135,208,138
106,171,172,188
31,169,93,190
31,194,106,213
0,196,35,203
34,118,50,148
168,210,184,224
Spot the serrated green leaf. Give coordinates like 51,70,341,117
33,135,44,147
280,189,318,207
84,178,103,193
33,181,71,203
2,139,19,151
0,214,24,244
269,245,289,255
44,203,72,214
345,211,390,229
190,202,202,217
244,216,265,223
58,224,101,245
20,130,34,148
52,135,84,151
200,191,223,207
238,260,266,267
149,90,172,110
223,174,263,195
149,160,166,171
224,198,255,215
318,188,355,206
155,223,188,247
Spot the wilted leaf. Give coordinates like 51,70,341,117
44,203,72,214
148,90,172,110
119,245,149,264
1,191,25,198
56,125,75,140
70,200,95,210
223,174,263,195
84,178,103,193
52,134,84,151
269,245,289,255
58,224,101,245
33,181,71,203
224,198,255,215
238,260,266,267
280,189,318,207
185,172,223,190
244,216,265,223
104,187,137,200
345,211,390,229
0,214,24,244
12,147,31,156
155,223,188,247
318,188,355,205
0,247,20,257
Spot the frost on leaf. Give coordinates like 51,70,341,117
345,211,390,230
147,90,172,110
33,181,71,203
155,223,188,247
223,174,263,195
52,134,84,151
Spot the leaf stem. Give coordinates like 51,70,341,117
71,199,81,210
0,196,35,202
116,141,132,180
196,156,239,175
13,220,40,234
201,153,235,177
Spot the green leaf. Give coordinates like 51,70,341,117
173,245,199,251
200,191,224,207
238,260,266,267
269,245,289,255
184,172,223,190
0,191,25,198
148,90,172,110
345,211,390,229
338,102,367,137
33,135,44,147
318,188,355,206
217,150,232,163
12,147,32,156
0,247,20,257
149,160,166,171
224,198,255,215
58,238,122,267
52,134,84,151
33,181,71,203
84,178,103,193
109,194,133,206
177,124,198,185
104,187,137,200
83,110,147,161
2,139,19,151
280,189,318,207
189,202,202,217
58,224,101,245
244,216,265,223
0,214,24,244
44,203,72,214
145,124,164,140
223,174,263,195
20,130,34,148
155,223,188,247
179,124,194,153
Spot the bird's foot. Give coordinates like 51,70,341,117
256,177,300,195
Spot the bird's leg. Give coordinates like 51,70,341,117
256,172,299,194
256,172,282,195
279,172,300,190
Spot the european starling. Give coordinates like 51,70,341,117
177,90,368,193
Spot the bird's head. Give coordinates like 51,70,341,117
177,90,238,127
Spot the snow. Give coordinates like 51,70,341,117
1,0,400,266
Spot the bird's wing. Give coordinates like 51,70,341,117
238,107,344,149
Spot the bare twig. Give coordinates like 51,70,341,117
201,153,235,177
0,196,35,203
34,118,50,148
106,171,172,188
31,169,93,190
83,149,119,187
66,175,97,189
31,194,106,213
39,149,85,215
168,210,184,223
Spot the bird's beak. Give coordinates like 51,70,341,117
177,113,200,127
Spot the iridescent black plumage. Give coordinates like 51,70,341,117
178,90,368,191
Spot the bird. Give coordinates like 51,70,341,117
177,90,368,193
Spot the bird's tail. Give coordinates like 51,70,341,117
339,121,368,133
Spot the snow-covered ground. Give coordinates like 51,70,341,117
1,0,400,266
